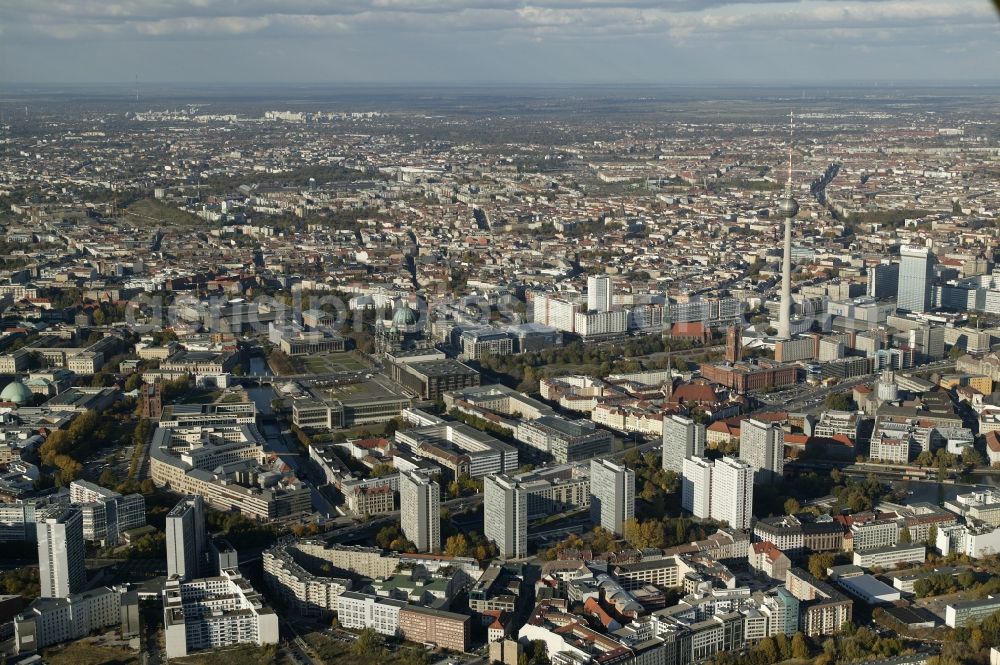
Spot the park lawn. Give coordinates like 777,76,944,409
125,198,202,226
304,632,354,662
305,631,431,665
170,643,279,665
298,351,367,374
334,352,367,370
43,640,139,665
301,356,329,372
178,388,222,404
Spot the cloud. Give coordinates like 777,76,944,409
1,0,991,41
0,0,995,83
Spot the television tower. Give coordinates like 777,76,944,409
776,110,799,340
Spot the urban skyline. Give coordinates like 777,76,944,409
0,17,999,662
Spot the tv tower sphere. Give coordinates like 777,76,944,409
778,195,799,219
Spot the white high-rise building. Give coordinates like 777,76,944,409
399,470,440,553
14,586,123,654
681,456,714,519
70,480,146,547
533,293,583,333
711,457,754,530
897,245,935,314
167,495,207,581
587,276,613,313
663,415,706,473
740,418,785,484
589,459,634,536
37,507,86,598
681,456,754,529
336,591,404,636
163,568,278,659
484,474,527,559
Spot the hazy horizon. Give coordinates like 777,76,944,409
1,0,997,86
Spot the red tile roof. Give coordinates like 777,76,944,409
986,431,1000,453
669,383,719,405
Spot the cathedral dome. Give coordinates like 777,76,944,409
391,301,418,328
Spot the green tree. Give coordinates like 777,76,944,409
962,446,985,468
376,524,401,549
529,640,550,665
808,552,835,580
0,566,40,599
914,573,956,598
590,527,617,554
935,449,956,468
389,537,416,553
370,463,394,478
99,467,117,487
518,366,538,393
757,636,779,664
791,632,810,660
623,518,666,550
824,392,853,411
774,633,792,661
784,498,801,515
124,373,143,392
445,534,469,557
352,627,385,658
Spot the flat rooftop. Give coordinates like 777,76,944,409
310,373,411,405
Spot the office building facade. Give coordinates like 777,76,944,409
163,569,279,659
589,459,635,536
70,480,146,547
14,587,122,654
37,508,86,598
740,418,784,484
682,456,714,519
167,495,207,581
484,474,528,559
682,456,754,529
711,457,754,530
588,276,613,313
663,415,706,474
400,470,440,553
897,246,935,314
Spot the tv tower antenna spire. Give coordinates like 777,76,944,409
787,109,794,193
776,109,799,341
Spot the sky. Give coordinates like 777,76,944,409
0,0,997,85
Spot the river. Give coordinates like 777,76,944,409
891,480,993,505
245,383,335,517
246,385,276,416
248,356,272,377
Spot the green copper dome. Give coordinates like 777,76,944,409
0,380,32,405
391,301,418,328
